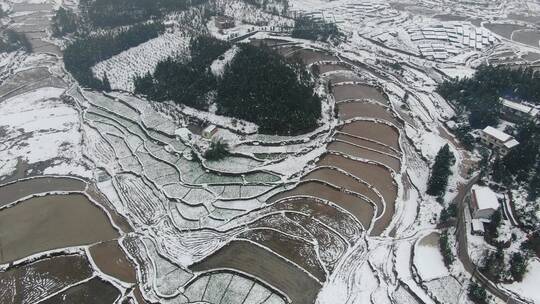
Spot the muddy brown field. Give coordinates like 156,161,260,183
40,277,121,304
270,198,364,240
340,121,400,149
0,254,93,304
337,102,400,126
269,181,375,228
318,154,397,211
328,141,401,172
0,194,119,263
335,133,399,156
238,228,326,281
318,63,351,73
0,177,86,208
289,49,339,65
89,240,137,283
304,168,383,217
190,240,322,304
332,84,389,105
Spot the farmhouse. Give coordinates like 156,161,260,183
470,185,500,220
501,99,539,123
215,16,235,29
480,126,519,156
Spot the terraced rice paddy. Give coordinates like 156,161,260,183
332,83,389,105
0,194,118,263
0,254,93,303
337,101,400,125
89,241,138,283
191,240,322,304
269,181,375,229
39,277,121,304
0,176,86,208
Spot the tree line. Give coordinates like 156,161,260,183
64,22,165,90
135,38,321,135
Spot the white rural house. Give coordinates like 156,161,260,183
470,185,500,220
480,126,519,156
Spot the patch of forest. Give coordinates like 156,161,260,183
79,0,208,28
217,43,321,134
135,37,321,135
63,22,165,90
437,65,540,129
291,16,342,42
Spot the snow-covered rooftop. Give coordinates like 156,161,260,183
471,219,484,233
502,99,539,116
503,139,519,149
472,185,500,211
482,126,512,142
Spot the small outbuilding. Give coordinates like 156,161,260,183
470,185,500,220
202,125,218,139
471,219,485,235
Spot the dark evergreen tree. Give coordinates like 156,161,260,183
52,7,78,37
485,209,502,244
509,252,528,282
427,144,455,197
102,72,111,91
468,282,488,304
481,248,505,283
439,230,454,267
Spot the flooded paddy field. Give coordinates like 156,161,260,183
317,154,397,210
89,240,137,284
40,277,121,304
269,198,364,240
304,168,383,217
184,271,287,304
340,121,400,149
288,49,339,65
326,73,363,85
522,52,540,62
0,194,118,263
0,254,93,303
332,83,389,105
337,101,399,125
269,181,375,228
238,228,326,281
328,141,401,172
335,133,399,156
512,30,540,48
318,63,351,74
0,176,86,208
190,240,322,304
485,23,526,39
